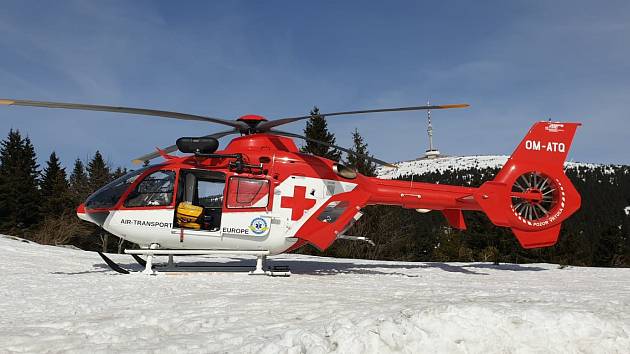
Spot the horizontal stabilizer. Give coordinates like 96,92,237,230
512,224,562,249
442,209,466,230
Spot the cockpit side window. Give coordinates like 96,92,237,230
124,170,176,207
85,166,150,210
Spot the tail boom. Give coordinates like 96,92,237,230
366,121,582,249
294,121,581,251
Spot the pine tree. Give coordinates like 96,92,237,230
346,128,377,177
300,106,342,161
87,151,111,192
69,158,90,204
40,152,62,197
111,166,128,179
40,151,72,216
0,130,40,231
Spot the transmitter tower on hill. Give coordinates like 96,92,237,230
424,99,441,159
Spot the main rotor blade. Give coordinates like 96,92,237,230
131,129,238,165
258,103,469,131
0,99,247,129
270,129,397,169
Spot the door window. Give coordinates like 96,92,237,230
226,177,269,208
197,179,225,208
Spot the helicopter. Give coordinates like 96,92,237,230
0,99,581,276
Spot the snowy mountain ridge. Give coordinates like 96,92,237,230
376,155,615,180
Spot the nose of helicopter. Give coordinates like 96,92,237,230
76,203,110,227
76,203,88,220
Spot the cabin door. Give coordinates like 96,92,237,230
173,170,226,234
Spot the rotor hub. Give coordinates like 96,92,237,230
237,114,267,123
236,115,268,134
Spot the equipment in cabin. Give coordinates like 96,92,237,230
176,202,203,230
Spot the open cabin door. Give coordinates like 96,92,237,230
173,170,226,236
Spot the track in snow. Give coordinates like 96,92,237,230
1,235,629,353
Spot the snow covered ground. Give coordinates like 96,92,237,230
376,155,607,180
1,235,629,353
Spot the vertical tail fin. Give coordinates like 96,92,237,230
475,121,582,248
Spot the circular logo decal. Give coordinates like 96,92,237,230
249,217,269,235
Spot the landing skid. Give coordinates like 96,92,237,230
97,252,130,274
131,254,146,267
97,249,291,277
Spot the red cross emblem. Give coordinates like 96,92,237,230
281,186,317,221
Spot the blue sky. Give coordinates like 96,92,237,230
1,1,629,170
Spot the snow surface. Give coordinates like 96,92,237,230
1,235,629,353
376,155,609,180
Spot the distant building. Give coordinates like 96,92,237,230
421,101,442,160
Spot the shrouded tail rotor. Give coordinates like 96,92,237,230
510,171,559,221
475,121,581,248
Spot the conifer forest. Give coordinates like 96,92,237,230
1,119,628,267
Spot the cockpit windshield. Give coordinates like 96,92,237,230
84,166,152,210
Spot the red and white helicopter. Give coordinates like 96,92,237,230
0,99,581,275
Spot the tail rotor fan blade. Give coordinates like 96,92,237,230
270,129,397,169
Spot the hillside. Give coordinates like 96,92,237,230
376,155,611,179
0,235,629,353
